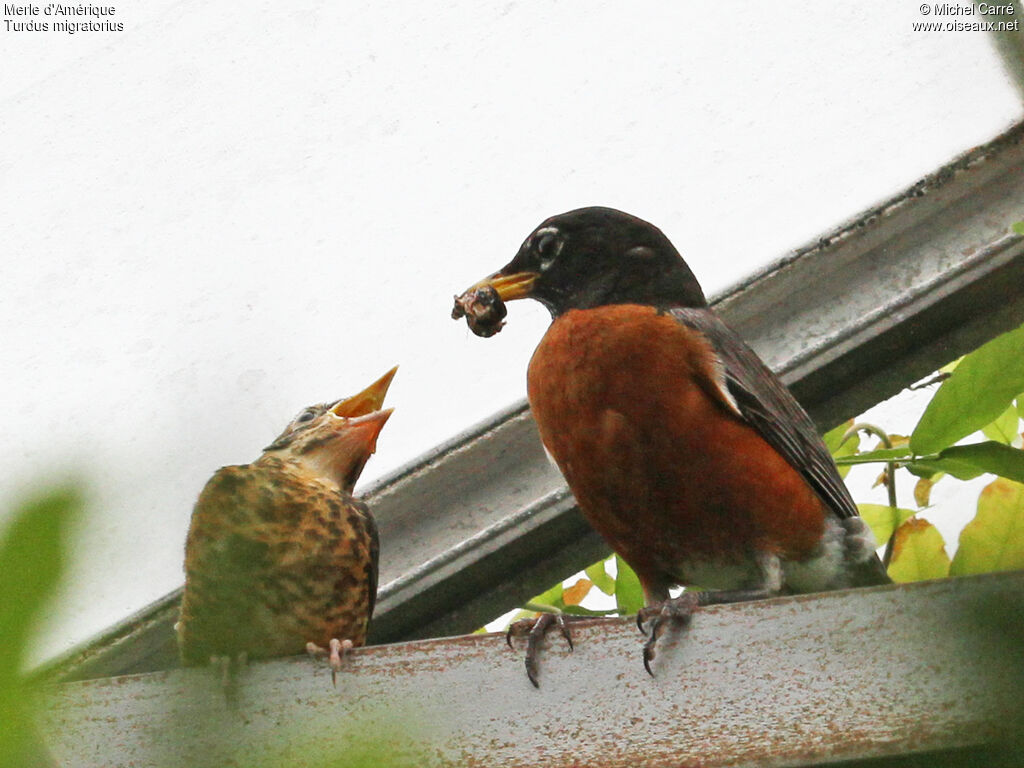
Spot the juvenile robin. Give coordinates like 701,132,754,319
453,207,888,684
177,367,396,687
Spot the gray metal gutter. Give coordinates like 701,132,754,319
39,573,1024,768
45,118,1024,684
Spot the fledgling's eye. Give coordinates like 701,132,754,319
295,409,317,424
535,231,563,269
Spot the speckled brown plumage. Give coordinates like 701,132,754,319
177,368,395,674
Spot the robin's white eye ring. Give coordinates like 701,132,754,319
535,230,563,269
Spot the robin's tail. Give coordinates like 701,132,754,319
842,517,893,587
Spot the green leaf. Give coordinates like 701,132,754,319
527,581,565,611
833,447,913,466
857,503,916,546
950,477,1024,576
0,485,83,767
559,605,620,617
925,441,1024,483
822,419,854,453
1013,221,1024,236
614,555,645,615
905,462,943,480
887,518,950,582
982,404,1020,445
907,459,984,482
822,420,858,478
584,557,616,595
910,323,1024,454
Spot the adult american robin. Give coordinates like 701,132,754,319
453,207,888,684
177,367,396,687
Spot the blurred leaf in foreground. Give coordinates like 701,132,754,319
950,478,1024,576
0,485,83,768
887,518,950,583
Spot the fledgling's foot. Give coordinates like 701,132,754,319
506,613,590,688
307,638,354,686
636,592,702,676
209,652,248,704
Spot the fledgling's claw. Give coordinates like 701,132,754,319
208,653,247,705
307,637,354,686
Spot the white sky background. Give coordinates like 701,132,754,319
2,1,1022,663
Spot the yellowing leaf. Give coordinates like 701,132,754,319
913,475,942,508
887,518,950,582
950,477,1024,576
888,434,910,449
561,578,593,606
857,503,915,546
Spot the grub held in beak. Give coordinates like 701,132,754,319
452,271,538,338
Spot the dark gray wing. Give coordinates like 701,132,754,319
670,308,860,520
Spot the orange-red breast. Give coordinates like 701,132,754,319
177,368,396,684
455,207,887,682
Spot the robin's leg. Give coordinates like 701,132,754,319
306,638,354,686
506,613,594,688
637,555,783,675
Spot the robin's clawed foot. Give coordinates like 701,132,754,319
506,613,586,688
636,592,701,676
307,638,354,686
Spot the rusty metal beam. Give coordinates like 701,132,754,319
39,573,1024,768
46,119,1024,685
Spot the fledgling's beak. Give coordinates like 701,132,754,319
324,407,394,493
334,407,393,454
330,366,398,418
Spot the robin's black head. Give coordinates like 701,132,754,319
455,208,707,324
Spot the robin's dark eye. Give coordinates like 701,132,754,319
296,410,317,424
535,231,562,269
